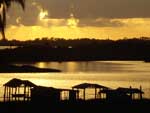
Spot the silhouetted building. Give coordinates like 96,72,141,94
31,86,61,104
72,83,109,100
31,86,79,104
3,78,36,102
99,86,144,102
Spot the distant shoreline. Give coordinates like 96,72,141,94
0,64,61,73
0,38,150,63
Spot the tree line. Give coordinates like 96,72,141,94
0,37,150,62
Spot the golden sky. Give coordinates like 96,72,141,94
2,0,150,40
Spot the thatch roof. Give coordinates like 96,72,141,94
72,83,109,89
3,78,37,87
100,87,144,94
22,80,37,87
31,86,60,95
3,78,22,87
116,87,144,94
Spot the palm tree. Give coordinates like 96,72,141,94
0,0,25,41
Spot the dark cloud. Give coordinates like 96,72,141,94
7,0,39,26
35,0,150,19
74,0,150,19
6,0,150,27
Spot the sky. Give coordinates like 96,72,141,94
3,0,150,40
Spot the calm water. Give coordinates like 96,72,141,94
0,46,18,50
0,61,150,100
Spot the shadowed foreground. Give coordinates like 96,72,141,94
0,99,150,113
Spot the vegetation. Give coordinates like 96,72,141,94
0,0,25,41
0,37,150,62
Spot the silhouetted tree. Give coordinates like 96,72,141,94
0,0,25,41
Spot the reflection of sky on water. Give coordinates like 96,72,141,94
15,61,150,73
0,46,18,50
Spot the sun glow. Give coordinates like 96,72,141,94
4,4,150,42
39,9,48,20
67,13,79,28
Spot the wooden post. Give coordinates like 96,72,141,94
60,91,62,100
77,89,79,100
7,87,9,101
27,87,29,101
15,87,17,101
6,87,8,101
11,87,13,101
8,87,11,102
29,87,31,99
95,88,97,99
4,86,6,102
140,86,142,100
18,87,20,101
83,88,85,100
24,86,26,101
99,89,101,99
130,86,132,99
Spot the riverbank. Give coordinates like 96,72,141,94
0,99,150,113
0,64,61,73
1,39,150,62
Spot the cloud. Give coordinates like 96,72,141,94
33,0,150,19
5,0,150,28
7,0,39,26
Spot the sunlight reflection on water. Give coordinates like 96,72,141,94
0,61,150,100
